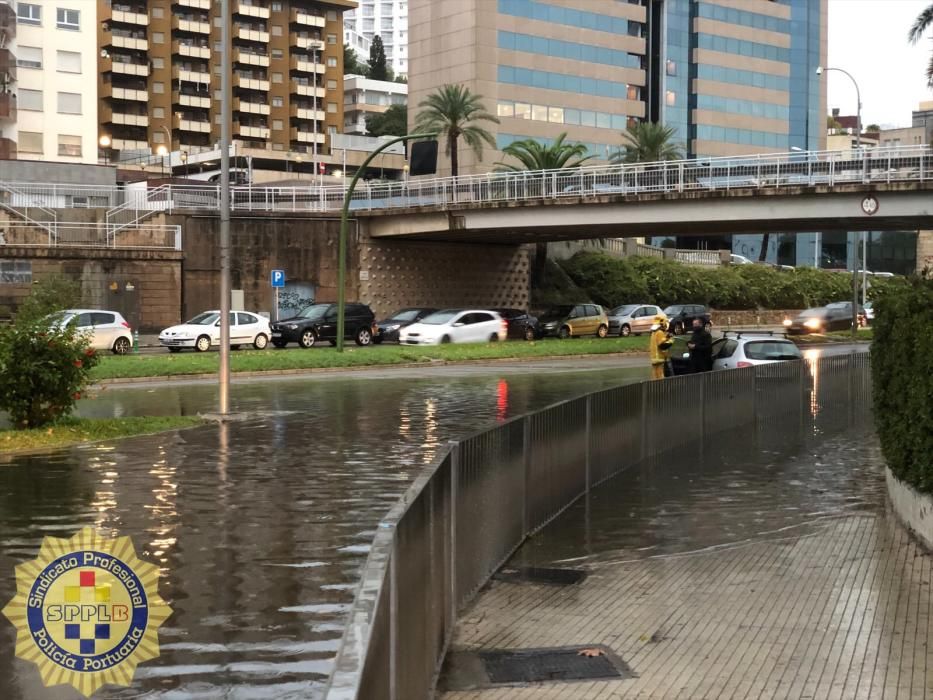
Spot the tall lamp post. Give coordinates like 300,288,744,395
99,135,112,165
218,0,232,414
817,65,864,336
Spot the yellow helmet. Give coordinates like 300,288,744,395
654,315,667,325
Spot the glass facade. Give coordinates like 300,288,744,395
498,100,634,131
497,0,640,36
498,65,641,101
696,33,790,63
695,94,789,121
498,31,642,69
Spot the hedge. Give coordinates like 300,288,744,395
871,272,933,494
559,251,905,310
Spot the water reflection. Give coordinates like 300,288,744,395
0,366,643,699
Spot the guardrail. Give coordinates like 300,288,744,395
0,222,182,250
0,145,929,216
325,352,871,699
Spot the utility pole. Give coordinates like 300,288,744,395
218,0,232,413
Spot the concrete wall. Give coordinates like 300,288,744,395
886,468,933,551
1,160,116,185
917,230,933,273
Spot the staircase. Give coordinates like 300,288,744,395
105,184,172,242
0,181,58,241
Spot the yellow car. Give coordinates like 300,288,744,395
538,304,609,339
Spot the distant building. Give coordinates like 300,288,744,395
343,74,407,135
344,0,408,78
0,0,15,159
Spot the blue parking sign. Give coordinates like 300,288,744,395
271,269,285,288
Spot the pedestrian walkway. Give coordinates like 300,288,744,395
440,432,933,699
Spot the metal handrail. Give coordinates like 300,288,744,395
0,221,182,250
0,181,59,240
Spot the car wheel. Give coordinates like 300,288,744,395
672,321,684,335
168,347,182,353
272,340,287,349
523,326,535,341
596,324,608,338
489,333,499,342
355,327,373,346
253,333,268,350
112,337,131,355
558,326,571,339
620,324,631,337
299,329,317,348
195,335,212,352
440,335,451,344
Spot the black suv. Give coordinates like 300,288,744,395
493,308,541,341
271,303,376,348
663,304,713,335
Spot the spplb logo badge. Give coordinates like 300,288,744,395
2,527,171,697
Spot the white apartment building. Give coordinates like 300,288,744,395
13,1,97,163
343,73,407,134
343,0,408,78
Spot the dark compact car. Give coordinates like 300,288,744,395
664,304,713,335
493,308,541,341
783,303,864,335
271,302,376,347
374,307,437,344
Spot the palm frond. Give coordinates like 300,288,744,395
908,4,933,43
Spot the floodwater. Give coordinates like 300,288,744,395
0,363,646,699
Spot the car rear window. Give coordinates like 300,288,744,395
744,341,802,361
92,312,115,325
715,339,739,358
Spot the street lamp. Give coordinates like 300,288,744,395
99,135,112,165
295,154,303,180
816,65,865,333
180,150,189,178
156,144,168,177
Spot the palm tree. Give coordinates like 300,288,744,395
414,84,499,177
908,3,933,87
610,121,685,164
493,133,594,171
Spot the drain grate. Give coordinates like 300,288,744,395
493,566,587,586
479,646,631,684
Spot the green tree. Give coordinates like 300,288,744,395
344,43,365,76
493,132,593,171
865,123,881,132
366,104,407,137
908,3,933,87
610,121,685,164
827,115,843,133
16,274,82,323
414,84,499,177
368,35,390,82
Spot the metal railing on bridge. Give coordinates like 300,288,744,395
0,221,182,250
325,352,872,700
0,146,929,216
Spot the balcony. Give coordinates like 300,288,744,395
235,75,270,91
236,124,270,139
290,105,326,122
173,16,211,34
236,27,271,43
105,59,150,77
291,9,325,28
0,92,16,122
110,34,149,51
102,84,149,102
174,92,211,109
174,0,211,8
173,41,211,60
234,48,270,67
112,138,149,151
290,56,326,74
235,2,271,19
291,129,326,144
175,115,212,133
173,67,211,85
111,9,148,26
0,137,16,160
291,36,325,52
108,111,150,127
235,98,271,115
291,81,325,98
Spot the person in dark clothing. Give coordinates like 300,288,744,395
687,318,713,372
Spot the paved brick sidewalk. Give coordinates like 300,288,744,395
441,453,933,698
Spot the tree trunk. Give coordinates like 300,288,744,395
758,233,770,262
449,134,458,177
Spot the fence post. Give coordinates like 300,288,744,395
448,440,459,628
389,545,399,700
639,380,648,461
584,395,592,493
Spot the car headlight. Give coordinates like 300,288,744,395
287,324,298,330
385,324,401,331
782,319,792,327
804,318,822,330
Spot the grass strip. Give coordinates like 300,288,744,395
90,337,648,381
0,416,205,455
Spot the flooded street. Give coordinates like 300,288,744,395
0,362,645,699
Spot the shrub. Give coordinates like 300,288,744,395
15,274,82,323
871,272,933,494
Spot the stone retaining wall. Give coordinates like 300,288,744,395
886,467,933,551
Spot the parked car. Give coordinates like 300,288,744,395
783,303,862,335
538,304,609,339
863,301,875,324
159,310,271,352
271,303,376,348
669,331,802,374
731,254,753,265
663,304,713,335
52,309,133,355
493,308,540,341
607,304,665,337
398,309,507,345
373,307,437,344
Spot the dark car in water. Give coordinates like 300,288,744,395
664,304,713,335
373,307,437,344
783,303,864,335
493,308,541,341
271,302,376,347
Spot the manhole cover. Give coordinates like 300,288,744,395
493,566,587,586
480,646,631,684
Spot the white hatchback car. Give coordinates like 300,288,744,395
159,310,271,352
398,309,507,345
711,332,802,370
53,309,134,355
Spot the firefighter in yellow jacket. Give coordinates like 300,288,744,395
648,315,673,380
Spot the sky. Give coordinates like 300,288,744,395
827,0,933,128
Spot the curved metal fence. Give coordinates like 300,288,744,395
325,354,872,699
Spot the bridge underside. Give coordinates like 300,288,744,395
365,183,933,243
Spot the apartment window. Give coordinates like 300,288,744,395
272,142,285,151
272,72,283,83
272,48,284,59
152,82,165,94
214,89,222,100
56,50,82,73
56,8,80,31
327,34,337,44
327,102,337,113
271,25,283,36
497,102,514,118
326,10,337,21
153,107,165,118
16,46,43,69
272,96,284,107
18,132,43,154
531,104,547,121
17,3,41,25
152,32,165,44
272,119,284,130
272,2,283,10
18,89,43,111
57,92,82,114
514,102,530,119
327,79,337,90
58,134,82,157
151,7,164,18
153,131,165,144
0,261,33,285
152,57,164,69
326,57,337,67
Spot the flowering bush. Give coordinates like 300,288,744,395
0,317,100,428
